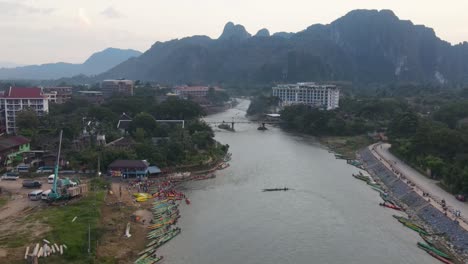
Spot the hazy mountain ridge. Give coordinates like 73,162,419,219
98,9,468,84
0,48,142,80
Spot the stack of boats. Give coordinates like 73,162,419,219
352,171,390,197
135,199,182,264
351,168,455,263
393,215,454,263
135,181,184,264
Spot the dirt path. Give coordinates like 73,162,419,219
96,182,151,263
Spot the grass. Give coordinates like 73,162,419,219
0,197,8,208
29,190,106,263
320,135,373,159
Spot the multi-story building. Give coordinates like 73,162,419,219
43,87,72,104
272,82,340,110
75,91,104,104
0,87,49,134
101,80,134,98
173,85,223,98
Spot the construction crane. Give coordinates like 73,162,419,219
48,130,63,200
48,130,88,201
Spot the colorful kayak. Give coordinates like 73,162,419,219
417,242,451,260
380,202,404,211
352,174,370,182
426,250,453,264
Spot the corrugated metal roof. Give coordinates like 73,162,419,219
108,160,148,169
2,87,45,98
0,136,30,152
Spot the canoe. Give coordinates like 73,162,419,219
426,251,453,264
405,223,429,236
417,242,451,259
262,188,289,192
352,174,370,182
420,234,435,246
380,203,403,211
371,186,386,194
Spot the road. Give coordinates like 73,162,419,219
372,143,468,226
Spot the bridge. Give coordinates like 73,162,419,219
204,120,282,129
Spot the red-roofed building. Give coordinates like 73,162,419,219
174,85,223,98
0,87,49,134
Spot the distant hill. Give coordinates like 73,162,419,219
98,9,468,84
0,48,142,80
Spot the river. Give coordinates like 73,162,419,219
159,99,437,264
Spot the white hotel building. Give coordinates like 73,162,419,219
272,82,340,110
0,87,50,134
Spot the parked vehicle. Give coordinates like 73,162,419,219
36,166,54,173
47,174,56,184
41,189,51,201
455,194,466,202
16,164,30,173
28,190,43,201
22,180,42,188
1,172,19,180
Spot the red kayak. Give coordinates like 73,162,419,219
380,202,404,211
427,250,454,264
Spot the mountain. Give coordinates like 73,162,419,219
0,48,142,80
255,29,270,37
0,61,23,68
99,9,468,84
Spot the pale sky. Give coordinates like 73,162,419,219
1,0,468,65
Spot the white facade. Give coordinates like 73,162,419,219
0,87,49,134
272,82,340,110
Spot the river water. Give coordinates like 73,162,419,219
159,100,437,264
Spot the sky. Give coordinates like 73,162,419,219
1,0,468,65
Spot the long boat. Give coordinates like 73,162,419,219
380,202,404,211
379,193,396,205
371,186,386,194
352,174,370,182
417,242,451,259
262,188,290,192
426,251,454,264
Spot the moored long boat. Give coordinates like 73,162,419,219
380,202,404,211
352,174,370,182
426,250,454,264
417,242,451,259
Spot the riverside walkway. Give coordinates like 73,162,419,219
370,143,468,230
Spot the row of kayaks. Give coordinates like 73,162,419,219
135,195,183,264
354,162,456,263
392,211,455,263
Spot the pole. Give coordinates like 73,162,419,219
88,223,91,255
97,155,100,178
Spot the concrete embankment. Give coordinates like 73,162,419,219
359,147,468,258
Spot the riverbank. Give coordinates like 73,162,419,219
320,135,373,159
358,146,468,263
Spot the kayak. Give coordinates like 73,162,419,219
371,186,386,194
417,242,451,259
352,174,370,182
380,203,404,211
426,251,453,264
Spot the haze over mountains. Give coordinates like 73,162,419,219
0,48,142,80
98,9,468,85
3,9,468,85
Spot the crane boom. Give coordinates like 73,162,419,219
49,130,63,200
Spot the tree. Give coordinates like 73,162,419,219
128,112,159,138
16,109,39,130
